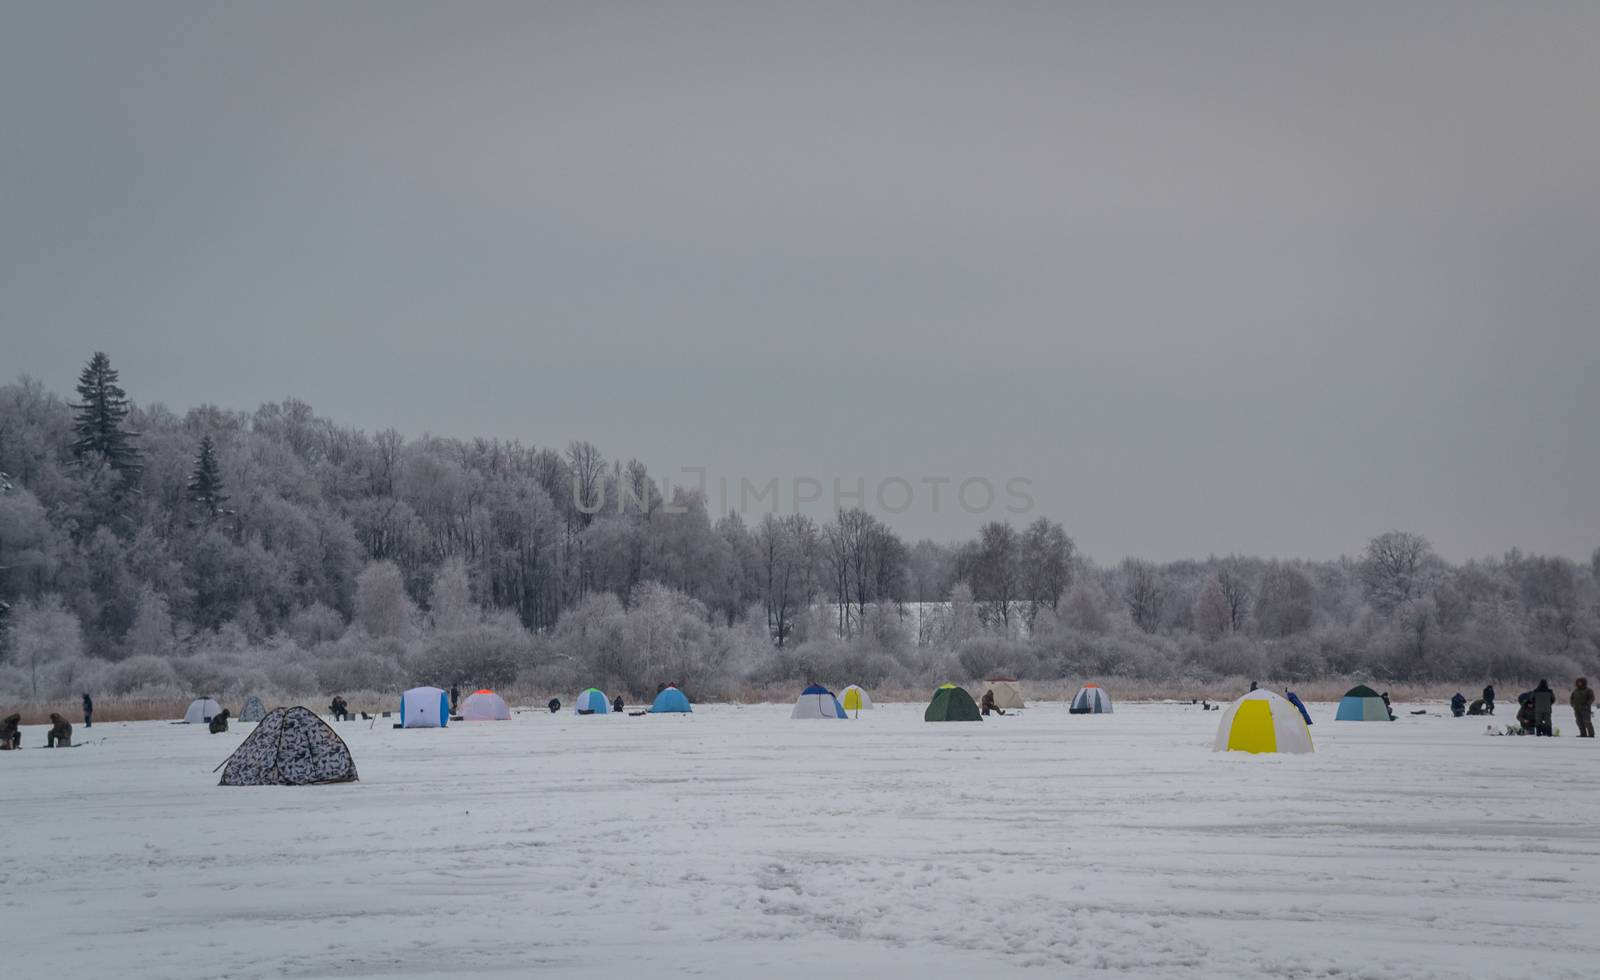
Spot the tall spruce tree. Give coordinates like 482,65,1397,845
187,435,228,522
70,351,142,477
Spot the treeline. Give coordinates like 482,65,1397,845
0,354,1596,703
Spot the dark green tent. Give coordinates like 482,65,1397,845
1343,684,1381,699
924,684,982,722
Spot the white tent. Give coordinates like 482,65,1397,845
978,678,1026,710
791,685,847,719
460,690,511,721
183,698,224,724
399,686,449,728
1069,685,1113,714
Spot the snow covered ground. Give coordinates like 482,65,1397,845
3,699,1596,979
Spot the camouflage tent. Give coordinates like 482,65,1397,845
219,706,357,786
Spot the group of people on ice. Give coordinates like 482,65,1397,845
1449,678,1593,737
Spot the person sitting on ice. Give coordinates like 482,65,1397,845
1517,696,1537,735
1451,693,1467,717
980,689,1005,716
0,713,21,750
209,708,231,734
46,712,72,748
1467,698,1486,716
547,697,561,714
329,696,349,721
612,695,625,713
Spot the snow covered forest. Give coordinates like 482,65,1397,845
1,353,1596,704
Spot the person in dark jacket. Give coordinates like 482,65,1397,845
208,708,231,734
1483,684,1496,715
1467,698,1486,715
449,685,461,715
1532,680,1555,736
0,713,20,750
980,689,1005,716
548,697,561,714
1450,693,1467,717
329,696,349,721
1517,696,1537,734
82,692,93,729
611,695,625,713
1284,689,1313,725
47,712,72,748
1380,691,1395,721
1571,678,1594,738
1249,680,1258,691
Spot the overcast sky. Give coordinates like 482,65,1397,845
2,2,1596,562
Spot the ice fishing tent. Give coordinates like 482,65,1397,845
979,678,1026,710
1335,684,1391,721
1214,690,1314,754
183,698,224,724
399,686,449,728
650,686,692,714
460,689,511,721
925,684,982,722
791,684,847,719
1069,684,1113,714
239,696,267,723
218,706,358,786
840,685,872,711
574,688,610,715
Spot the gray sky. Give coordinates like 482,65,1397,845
3,2,1597,562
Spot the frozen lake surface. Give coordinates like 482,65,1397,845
3,699,1596,979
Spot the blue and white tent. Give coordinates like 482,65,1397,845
791,684,847,719
399,686,449,728
650,686,692,714
574,688,610,715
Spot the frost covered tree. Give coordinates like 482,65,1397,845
1122,559,1164,634
428,555,476,632
124,586,175,659
1360,530,1434,613
1019,517,1074,625
353,560,415,638
186,435,228,523
70,352,141,478
8,594,84,698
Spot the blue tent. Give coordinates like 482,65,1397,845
1284,690,1313,725
650,687,692,713
574,688,610,715
1335,684,1392,721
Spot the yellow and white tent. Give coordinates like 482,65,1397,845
1214,690,1314,754
840,685,872,711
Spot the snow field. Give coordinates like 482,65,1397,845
2,700,1596,979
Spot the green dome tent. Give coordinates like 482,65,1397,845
924,684,982,722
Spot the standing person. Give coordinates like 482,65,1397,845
1483,684,1496,716
82,692,93,729
47,712,72,748
1380,691,1395,721
1571,678,1595,738
449,685,460,716
1531,680,1555,736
